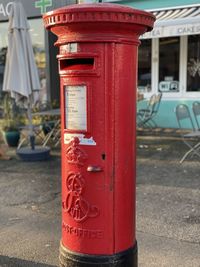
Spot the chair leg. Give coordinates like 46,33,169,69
55,137,61,147
180,141,200,163
17,138,27,149
42,131,54,147
137,116,153,129
0,130,7,145
148,118,157,128
42,126,60,147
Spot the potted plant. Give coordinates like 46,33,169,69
3,122,20,147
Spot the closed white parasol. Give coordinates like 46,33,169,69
3,1,50,160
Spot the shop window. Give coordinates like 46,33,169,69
0,22,8,94
159,37,180,93
138,39,152,93
29,18,47,103
187,35,200,92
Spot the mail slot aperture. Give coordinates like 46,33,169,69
60,58,94,71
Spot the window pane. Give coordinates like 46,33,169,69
0,22,8,94
159,37,180,93
187,35,200,92
29,18,47,103
138,39,152,93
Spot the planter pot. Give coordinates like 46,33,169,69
5,130,20,147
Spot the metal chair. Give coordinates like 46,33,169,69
150,93,162,127
42,119,61,147
175,104,200,163
192,101,200,130
17,102,54,149
137,93,162,128
17,124,44,149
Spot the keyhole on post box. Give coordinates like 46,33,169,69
102,153,106,160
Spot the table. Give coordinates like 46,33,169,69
33,108,60,117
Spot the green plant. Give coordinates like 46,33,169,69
3,121,18,132
1,94,24,132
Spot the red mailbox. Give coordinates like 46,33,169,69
43,4,154,267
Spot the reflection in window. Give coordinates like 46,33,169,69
159,37,180,93
138,39,152,93
0,18,46,103
29,18,47,103
0,22,8,94
187,35,200,92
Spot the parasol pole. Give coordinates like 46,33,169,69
27,101,35,150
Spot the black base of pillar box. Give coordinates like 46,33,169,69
59,242,137,267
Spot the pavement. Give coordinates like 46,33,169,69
0,134,200,267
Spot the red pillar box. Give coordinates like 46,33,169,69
43,4,155,267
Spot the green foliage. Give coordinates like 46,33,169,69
1,94,25,132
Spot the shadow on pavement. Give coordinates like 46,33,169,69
0,255,57,267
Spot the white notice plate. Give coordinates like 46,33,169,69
65,85,87,131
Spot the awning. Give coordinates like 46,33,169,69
141,4,200,39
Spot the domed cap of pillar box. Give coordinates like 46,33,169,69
43,3,155,45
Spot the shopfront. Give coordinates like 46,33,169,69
134,1,200,128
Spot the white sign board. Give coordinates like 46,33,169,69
65,85,87,131
141,22,200,39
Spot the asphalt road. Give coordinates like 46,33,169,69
0,138,199,267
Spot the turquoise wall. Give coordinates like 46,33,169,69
121,0,200,10
125,0,200,129
137,99,198,129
